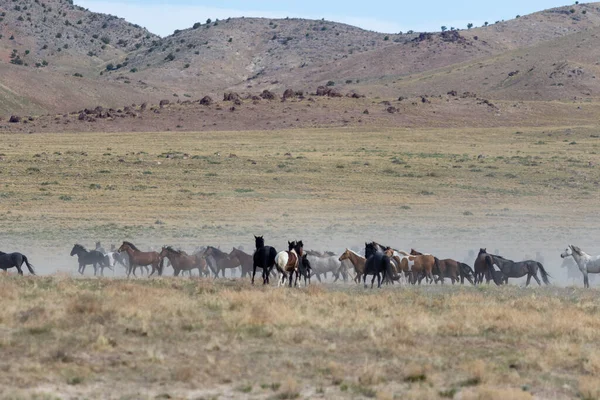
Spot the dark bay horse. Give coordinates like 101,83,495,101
252,236,277,285
70,244,110,276
229,248,254,278
118,242,163,277
474,248,494,285
0,251,36,275
160,246,207,276
487,254,551,286
203,246,240,278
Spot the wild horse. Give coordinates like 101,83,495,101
70,244,110,276
229,247,254,278
252,236,277,285
160,246,207,276
561,245,600,288
0,251,36,275
118,242,163,277
487,254,551,286
339,249,366,284
364,242,398,289
203,247,240,278
275,241,304,287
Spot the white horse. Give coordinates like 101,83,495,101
561,245,600,288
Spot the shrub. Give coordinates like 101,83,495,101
73,73,83,77
206,18,211,24
77,19,82,24
384,36,389,41
130,67,137,73
101,36,110,44
164,53,175,61
467,23,473,29
55,32,62,38
183,63,190,69
193,22,201,29
326,80,335,87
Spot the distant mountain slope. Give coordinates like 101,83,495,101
2,1,600,116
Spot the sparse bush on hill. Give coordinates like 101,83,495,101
55,32,62,38
193,22,201,29
441,26,447,32
101,36,110,44
467,23,473,29
206,18,212,24
326,80,335,87
164,53,175,61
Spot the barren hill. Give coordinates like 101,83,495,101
2,1,600,117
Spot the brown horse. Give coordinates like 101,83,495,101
203,246,240,278
387,249,436,285
410,249,463,284
339,249,366,283
160,246,207,277
118,241,163,277
229,247,254,278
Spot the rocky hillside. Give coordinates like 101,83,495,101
2,1,600,116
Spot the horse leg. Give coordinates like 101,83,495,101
363,273,368,289
251,265,257,285
584,271,590,288
525,273,531,287
174,268,180,277
370,274,376,289
16,264,23,275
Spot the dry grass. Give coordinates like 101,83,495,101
0,276,598,399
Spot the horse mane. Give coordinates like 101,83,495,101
0,251,6,256
122,241,140,251
165,246,185,255
207,246,227,257
74,244,87,252
571,245,583,256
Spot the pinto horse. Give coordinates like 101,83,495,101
160,246,207,276
275,241,304,287
118,242,163,277
0,251,36,275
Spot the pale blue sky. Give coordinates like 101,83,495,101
77,0,575,37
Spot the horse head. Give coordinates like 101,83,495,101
479,248,487,255
339,249,350,262
365,242,377,258
70,244,83,256
288,241,297,251
295,241,304,256
255,236,265,249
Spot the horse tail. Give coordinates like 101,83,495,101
22,255,36,275
386,258,400,282
537,262,551,285
159,256,165,276
459,263,475,284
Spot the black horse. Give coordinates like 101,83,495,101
364,242,397,289
0,251,36,275
252,235,277,285
70,244,110,276
294,253,312,287
487,254,551,286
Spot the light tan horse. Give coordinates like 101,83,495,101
118,241,163,277
338,249,366,284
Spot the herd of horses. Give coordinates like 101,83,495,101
2,239,599,289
